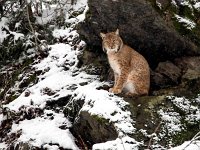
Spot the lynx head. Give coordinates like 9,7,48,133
100,29,123,53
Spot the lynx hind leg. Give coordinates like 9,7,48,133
124,82,148,97
127,68,150,95
123,82,138,97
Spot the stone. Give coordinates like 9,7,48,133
155,61,181,81
156,0,170,9
154,61,181,85
72,111,118,147
175,57,200,81
151,71,171,89
8,142,33,150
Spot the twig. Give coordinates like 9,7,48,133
182,131,200,150
78,135,88,150
147,121,162,150
26,0,40,52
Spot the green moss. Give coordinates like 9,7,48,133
19,73,37,89
92,115,110,125
172,122,200,146
147,0,200,47
85,9,92,21
0,57,35,103
0,36,26,64
147,96,166,108
69,10,84,19
179,5,194,20
7,94,19,102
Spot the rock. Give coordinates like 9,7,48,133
72,111,118,147
150,71,171,89
182,69,200,81
150,61,181,90
7,142,33,150
124,94,200,148
156,0,170,9
175,57,200,81
155,61,181,84
78,0,200,68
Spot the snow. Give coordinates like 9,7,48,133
93,136,141,150
170,96,200,122
5,25,137,147
175,14,196,30
156,1,162,9
10,110,78,149
170,140,200,150
0,17,9,43
0,17,24,44
171,0,177,7
2,1,138,148
66,4,89,24
0,143,7,149
194,2,200,10
159,110,182,135
0,114,3,126
10,31,24,42
180,1,193,9
74,84,135,134
35,0,88,25
52,28,70,39
1,0,200,149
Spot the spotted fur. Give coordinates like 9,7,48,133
100,29,150,96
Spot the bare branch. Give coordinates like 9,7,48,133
183,131,200,150
26,0,40,52
147,122,162,150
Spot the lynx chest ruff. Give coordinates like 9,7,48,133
108,57,121,75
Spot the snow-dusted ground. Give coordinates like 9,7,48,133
171,0,200,30
3,28,138,149
1,0,139,149
0,0,200,150
174,15,196,30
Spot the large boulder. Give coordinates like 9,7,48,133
72,111,118,147
78,0,200,68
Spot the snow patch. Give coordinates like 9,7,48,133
4,25,137,148
171,0,177,7
175,14,196,30
194,2,200,10
93,136,141,150
182,1,192,8
159,110,182,135
170,140,200,150
170,96,200,123
10,110,78,149
0,142,7,149
0,114,3,126
74,84,135,134
0,17,9,43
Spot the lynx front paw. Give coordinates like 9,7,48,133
109,88,114,92
109,88,122,94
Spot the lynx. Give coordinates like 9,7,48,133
100,29,150,96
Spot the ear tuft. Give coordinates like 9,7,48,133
100,32,105,39
115,29,119,35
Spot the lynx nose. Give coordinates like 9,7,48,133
111,45,115,49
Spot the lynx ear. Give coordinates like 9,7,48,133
100,32,106,39
115,29,119,35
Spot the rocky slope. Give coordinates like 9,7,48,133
0,0,200,150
